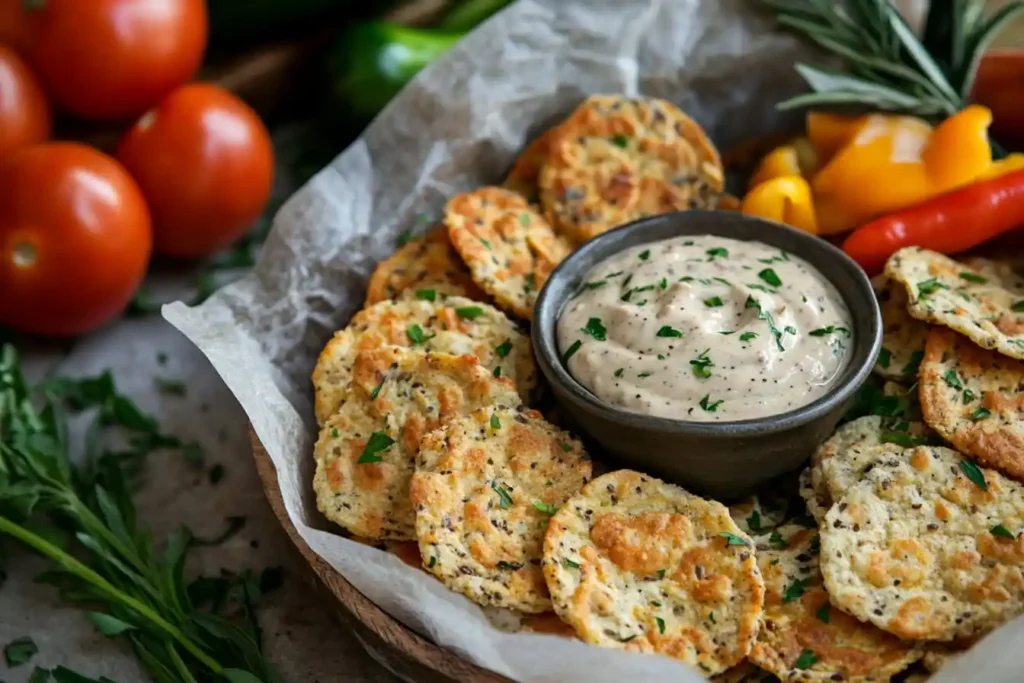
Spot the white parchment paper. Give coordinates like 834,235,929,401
164,0,1024,680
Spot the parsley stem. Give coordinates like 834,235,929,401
0,515,224,676
167,640,200,683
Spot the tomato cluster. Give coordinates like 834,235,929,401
0,0,275,337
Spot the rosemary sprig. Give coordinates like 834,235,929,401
765,0,1024,125
0,344,280,683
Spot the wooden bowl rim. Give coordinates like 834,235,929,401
249,427,512,683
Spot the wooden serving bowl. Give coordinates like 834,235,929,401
249,428,511,683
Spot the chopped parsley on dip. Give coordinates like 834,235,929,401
557,235,852,421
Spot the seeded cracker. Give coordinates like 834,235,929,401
313,347,522,540
411,407,592,612
804,416,934,518
873,278,930,381
542,470,764,675
364,226,484,306
445,187,571,320
885,247,1024,360
919,326,1024,480
819,444,1024,641
538,95,724,243
749,523,921,681
312,295,534,423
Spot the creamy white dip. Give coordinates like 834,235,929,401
557,235,852,422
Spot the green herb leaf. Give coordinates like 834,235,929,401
943,369,963,390
1013,301,1024,312
917,277,949,297
655,617,665,634
963,388,976,403
881,431,925,448
739,331,758,342
582,280,607,291
704,296,724,308
406,324,436,345
86,612,136,637
583,318,607,341
793,514,817,529
638,249,651,260
794,648,818,670
769,531,788,549
490,413,501,430
877,348,892,368
495,339,513,357
959,271,988,284
209,463,225,485
416,288,437,302
564,559,580,569
690,349,714,378
153,377,187,397
519,212,530,226
562,340,582,363
396,230,414,247
719,532,750,547
758,268,782,287
960,459,989,490
783,578,809,603
4,636,38,667
358,432,395,464
708,611,716,624
428,556,437,568
706,247,728,260
492,366,502,378
638,371,653,378
455,306,484,319
992,524,1017,539
492,481,514,509
816,603,830,623
699,394,723,413
496,560,523,570
746,509,761,532
902,350,924,376
972,407,992,421
656,326,683,338
611,135,629,148
614,368,624,378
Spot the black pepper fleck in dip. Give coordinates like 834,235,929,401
556,235,852,421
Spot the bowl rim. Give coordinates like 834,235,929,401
531,209,882,438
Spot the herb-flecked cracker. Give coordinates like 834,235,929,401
919,326,1024,480
820,444,1024,641
729,494,790,536
364,226,484,306
749,523,921,682
958,256,1024,296
542,470,764,675
445,187,571,320
312,295,534,423
313,347,522,540
806,417,934,518
411,406,592,612
538,95,724,243
874,278,930,381
885,247,1024,360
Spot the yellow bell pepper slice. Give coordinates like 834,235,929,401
749,137,819,188
740,175,818,235
807,112,872,164
979,152,1024,181
811,106,994,234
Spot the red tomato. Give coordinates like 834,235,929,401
973,50,1024,149
0,143,153,337
0,46,51,160
117,83,274,258
27,0,207,120
0,0,32,54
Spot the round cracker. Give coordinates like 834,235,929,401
749,523,921,682
445,187,571,320
411,406,592,612
538,95,724,243
807,417,934,517
312,295,535,424
542,470,764,675
874,278,930,381
364,226,484,306
503,127,562,202
919,326,1024,480
820,444,1024,641
885,247,1024,361
313,347,522,540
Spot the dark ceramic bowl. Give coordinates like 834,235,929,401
532,210,881,500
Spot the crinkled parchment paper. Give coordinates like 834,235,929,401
164,0,1024,680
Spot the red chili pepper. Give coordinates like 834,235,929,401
842,168,1024,273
